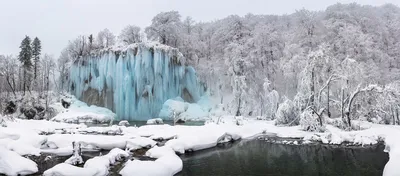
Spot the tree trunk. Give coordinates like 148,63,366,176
391,105,396,125
5,76,16,97
23,69,26,95
236,98,241,116
310,67,315,108
396,108,399,125
327,83,330,118
341,89,344,121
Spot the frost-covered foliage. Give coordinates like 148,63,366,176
68,42,205,120
262,79,279,119
275,98,299,126
119,25,142,45
97,28,116,49
300,109,326,132
0,91,62,120
55,3,400,125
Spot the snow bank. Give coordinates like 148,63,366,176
147,118,164,125
179,103,209,120
381,131,400,176
5,119,85,134
0,147,38,175
120,149,182,176
158,98,187,119
5,115,400,175
158,97,210,121
51,97,115,123
43,163,98,176
0,127,46,156
84,148,129,176
145,146,176,159
44,148,129,176
44,134,127,151
44,134,157,154
126,137,157,151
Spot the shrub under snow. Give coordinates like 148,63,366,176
275,99,299,126
299,109,326,132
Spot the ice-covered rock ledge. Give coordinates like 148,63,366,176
68,41,205,121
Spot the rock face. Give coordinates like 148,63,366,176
24,108,37,120
61,99,71,108
4,101,17,114
68,43,205,120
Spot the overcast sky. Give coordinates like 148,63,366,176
0,0,399,57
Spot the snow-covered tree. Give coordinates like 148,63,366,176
0,55,18,96
97,28,116,49
275,98,299,126
18,36,33,94
31,37,41,80
119,25,141,45
145,11,182,47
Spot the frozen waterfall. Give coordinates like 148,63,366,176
68,43,205,120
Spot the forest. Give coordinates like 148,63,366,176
2,3,400,131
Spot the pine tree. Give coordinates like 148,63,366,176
31,37,41,79
18,35,33,94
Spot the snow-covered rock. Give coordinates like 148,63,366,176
158,98,187,119
146,118,164,125
179,103,209,120
126,137,157,151
0,147,38,175
51,97,115,123
84,148,129,176
120,153,182,176
145,146,176,159
43,163,98,176
118,120,130,126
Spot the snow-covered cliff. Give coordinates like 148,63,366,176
68,42,205,120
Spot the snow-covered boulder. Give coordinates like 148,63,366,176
120,147,182,176
126,137,157,151
50,97,116,124
179,103,209,120
158,98,188,119
158,96,211,121
43,163,98,176
146,118,164,125
0,147,38,175
84,148,129,175
118,120,130,126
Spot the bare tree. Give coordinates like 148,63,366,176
119,25,141,45
0,55,18,97
97,28,116,49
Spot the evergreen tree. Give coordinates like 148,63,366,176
18,35,33,94
31,37,41,79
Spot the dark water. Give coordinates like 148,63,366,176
25,139,388,176
86,120,205,127
178,140,389,176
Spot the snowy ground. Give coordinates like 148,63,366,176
50,96,116,124
0,115,399,175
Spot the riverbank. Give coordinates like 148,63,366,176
1,116,399,175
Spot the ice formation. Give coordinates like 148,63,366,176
68,42,205,120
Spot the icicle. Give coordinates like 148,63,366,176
68,43,204,120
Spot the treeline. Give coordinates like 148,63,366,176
0,36,55,97
58,3,400,129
